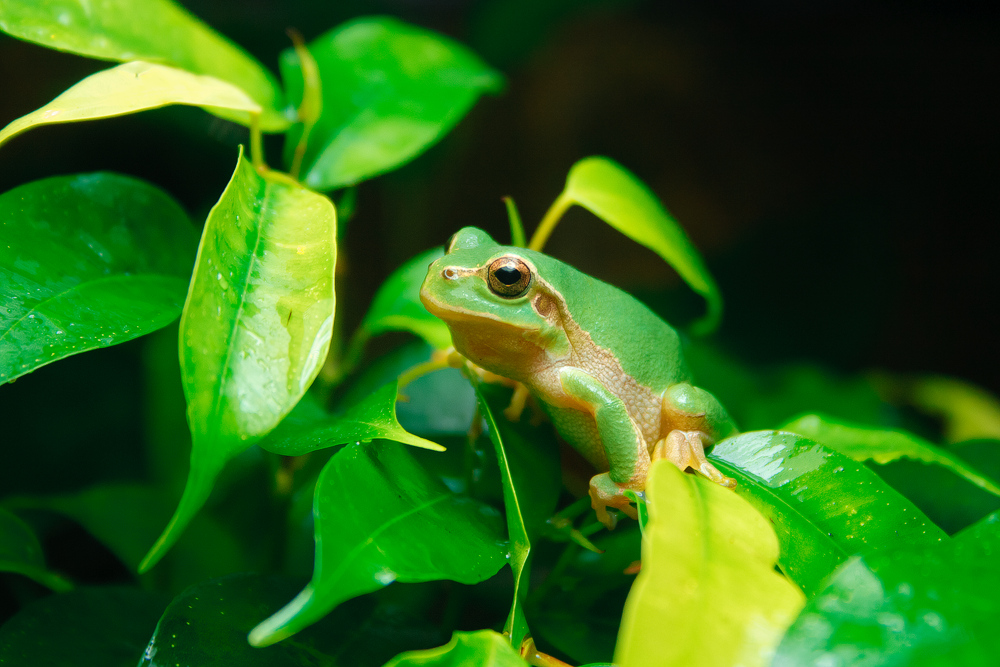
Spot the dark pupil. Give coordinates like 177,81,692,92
494,265,522,285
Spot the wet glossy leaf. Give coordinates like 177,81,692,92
783,413,1000,496
141,150,336,571
348,247,451,364
258,380,443,455
0,62,263,148
0,587,167,667
615,461,804,667
384,630,528,667
280,17,502,190
559,157,722,334
530,525,641,665
473,382,533,647
773,512,1000,666
709,431,947,596
0,507,71,591
0,172,197,384
0,0,286,129
248,441,506,647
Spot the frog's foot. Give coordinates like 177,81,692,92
653,430,736,488
589,472,641,530
503,383,531,421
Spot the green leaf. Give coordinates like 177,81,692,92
140,149,336,572
248,441,507,647
258,380,444,455
876,439,1000,534
473,382,533,648
615,460,805,667
280,16,503,190
0,61,263,149
709,431,947,596
0,587,168,667
383,630,528,667
347,247,452,366
0,507,71,591
0,172,197,384
0,0,286,130
773,512,1000,666
555,156,722,334
782,413,1000,496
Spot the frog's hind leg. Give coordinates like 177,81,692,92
656,383,737,488
652,430,736,488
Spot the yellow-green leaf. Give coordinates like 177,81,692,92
551,156,722,334
615,460,804,667
0,61,261,149
0,0,286,129
140,148,336,572
384,630,528,667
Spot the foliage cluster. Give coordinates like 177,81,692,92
2,2,999,666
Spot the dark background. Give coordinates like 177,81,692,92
2,0,998,413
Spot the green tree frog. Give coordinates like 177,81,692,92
420,227,737,528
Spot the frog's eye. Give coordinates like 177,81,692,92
487,256,532,298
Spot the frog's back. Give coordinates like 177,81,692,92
526,250,691,392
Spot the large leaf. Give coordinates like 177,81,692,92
280,16,502,190
140,150,336,571
0,507,71,591
473,382,534,648
347,247,451,365
783,413,1000,496
0,0,286,129
615,460,804,667
709,431,947,596
384,630,528,667
0,62,262,148
543,156,722,334
0,172,197,384
0,587,168,667
774,512,1000,666
258,380,443,455
248,441,507,647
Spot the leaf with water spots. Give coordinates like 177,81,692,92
140,148,336,571
708,430,947,596
0,172,197,385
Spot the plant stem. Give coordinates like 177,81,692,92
250,113,265,171
528,193,573,252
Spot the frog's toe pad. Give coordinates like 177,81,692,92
589,473,641,529
655,430,737,489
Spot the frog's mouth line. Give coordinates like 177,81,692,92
420,289,541,335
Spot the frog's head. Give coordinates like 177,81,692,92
420,227,569,378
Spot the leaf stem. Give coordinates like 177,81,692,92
287,28,322,183
503,196,526,247
250,113,265,171
528,193,573,252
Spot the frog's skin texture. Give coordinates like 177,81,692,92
420,227,737,528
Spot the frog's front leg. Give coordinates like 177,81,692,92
558,367,649,529
656,383,737,488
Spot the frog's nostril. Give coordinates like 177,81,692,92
443,268,457,280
